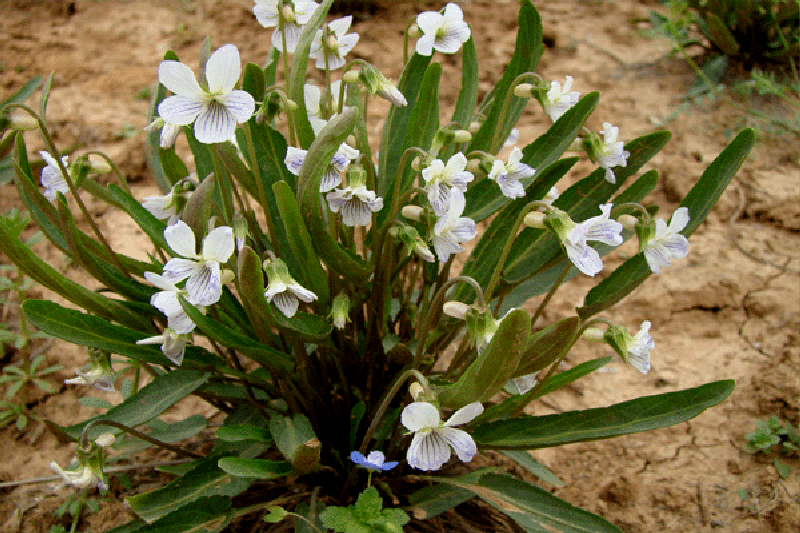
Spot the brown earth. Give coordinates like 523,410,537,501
1,1,798,532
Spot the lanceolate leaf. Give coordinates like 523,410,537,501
128,496,233,533
473,380,735,449
578,129,754,318
430,473,622,533
65,368,210,440
438,309,531,408
217,458,293,479
127,455,250,524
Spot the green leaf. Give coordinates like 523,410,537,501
178,296,293,374
242,62,266,103
774,457,792,479
468,0,543,154
22,299,170,365
438,309,531,408
65,368,209,441
376,52,432,200
438,473,623,533
380,61,442,226
579,129,754,318
145,50,179,192
269,413,316,464
289,0,334,148
473,380,735,449
449,36,479,133
499,450,565,487
130,495,233,533
215,424,272,443
407,469,489,519
127,456,250,524
515,316,581,377
273,181,330,306
38,72,54,126
217,458,293,479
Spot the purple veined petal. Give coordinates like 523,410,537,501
438,427,477,463
434,32,464,54
319,168,343,192
316,55,347,71
202,226,235,263
337,33,359,55
449,171,474,191
220,91,256,124
416,12,444,34
326,189,349,212
407,431,451,471
272,290,300,317
162,258,201,283
603,167,616,184
158,95,205,126
160,122,182,149
449,217,477,242
164,221,199,257
445,402,484,427
643,246,670,274
194,101,237,144
662,234,690,258
185,262,222,306
167,310,197,335
273,24,303,53
402,402,441,432
340,197,372,226
427,181,451,217
498,177,525,199
487,159,505,182
415,34,435,56
158,61,204,98
566,242,603,277
206,44,240,94
432,232,464,263
586,220,623,247
284,146,307,176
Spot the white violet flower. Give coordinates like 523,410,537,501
136,328,190,366
144,271,201,334
554,203,623,277
432,189,477,263
544,76,581,122
415,3,471,56
595,122,630,184
144,118,182,149
402,401,483,471
505,372,539,395
264,259,318,318
161,220,235,306
39,151,69,202
487,147,535,199
158,44,255,144
284,143,359,192
50,461,106,490
64,367,115,393
326,185,384,226
304,81,348,131
310,16,359,71
422,152,474,216
642,207,690,274
253,0,319,53
626,321,655,374
503,128,520,148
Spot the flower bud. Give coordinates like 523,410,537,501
468,121,482,133
144,117,164,133
359,64,408,107
514,83,535,98
220,269,235,285
9,113,38,131
443,301,470,320
232,212,249,251
466,159,482,174
408,24,422,38
331,293,351,329
346,134,358,148
582,327,606,343
282,5,295,23
95,433,116,448
523,211,546,229
409,382,425,400
453,130,472,143
401,205,424,221
283,98,298,112
342,70,360,84
411,156,422,172
618,214,638,231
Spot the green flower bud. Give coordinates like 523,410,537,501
330,293,351,329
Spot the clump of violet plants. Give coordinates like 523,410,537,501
0,1,755,532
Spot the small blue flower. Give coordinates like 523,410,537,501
350,450,398,472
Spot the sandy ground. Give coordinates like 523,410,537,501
1,1,798,532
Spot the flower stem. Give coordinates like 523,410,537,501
79,419,202,459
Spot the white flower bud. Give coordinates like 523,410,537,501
409,382,424,400
9,114,38,131
514,83,534,98
466,158,482,174
618,214,638,231
95,433,116,447
408,24,422,39
401,205,424,221
342,70,360,84
523,211,546,228
443,301,470,320
583,328,606,343
453,130,472,143
468,121,482,133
